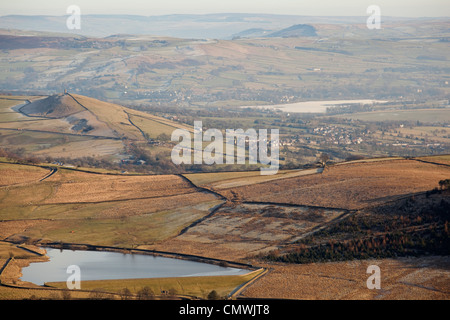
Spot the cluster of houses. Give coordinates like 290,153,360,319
311,125,364,145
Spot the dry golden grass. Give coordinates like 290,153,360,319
20,94,83,118
70,94,143,140
218,160,450,210
46,269,263,299
184,168,322,190
241,256,450,300
0,163,222,247
2,159,449,300
0,163,51,186
33,139,124,158
417,155,450,166
0,242,43,260
0,220,48,240
42,169,196,204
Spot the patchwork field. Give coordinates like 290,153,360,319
1,156,449,300
1,17,449,302
0,162,222,246
150,203,347,259
147,157,450,299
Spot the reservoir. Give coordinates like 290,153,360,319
20,248,249,285
242,99,388,113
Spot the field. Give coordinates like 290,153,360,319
0,161,269,299
333,109,450,123
0,162,51,186
0,152,449,300
0,162,222,246
150,203,347,259
46,268,265,299
416,154,450,166
241,256,449,300
151,158,450,254
141,157,450,299
183,168,322,189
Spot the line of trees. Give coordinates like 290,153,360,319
266,227,449,264
264,191,450,264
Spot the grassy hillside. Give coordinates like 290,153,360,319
0,93,193,164
20,94,85,118
0,162,221,246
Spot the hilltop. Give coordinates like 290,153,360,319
0,93,192,171
20,94,85,118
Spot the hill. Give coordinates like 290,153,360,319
0,93,192,167
0,14,361,39
0,14,442,39
20,94,85,118
267,24,317,38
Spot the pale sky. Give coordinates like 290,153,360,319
1,0,449,17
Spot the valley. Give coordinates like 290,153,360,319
0,12,449,302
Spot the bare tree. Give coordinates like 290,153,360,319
119,287,133,300
137,286,154,300
319,153,330,168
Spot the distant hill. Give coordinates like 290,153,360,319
232,24,317,39
232,28,272,39
267,24,317,38
0,13,425,39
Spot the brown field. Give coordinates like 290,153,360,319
184,168,323,190
416,155,450,166
214,160,450,210
150,203,347,259
0,163,51,186
240,256,450,300
40,170,196,204
0,94,192,161
146,158,450,300
33,139,124,158
0,163,222,246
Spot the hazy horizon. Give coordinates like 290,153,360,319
1,13,449,19
0,0,449,18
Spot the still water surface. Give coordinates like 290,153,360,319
21,248,248,285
